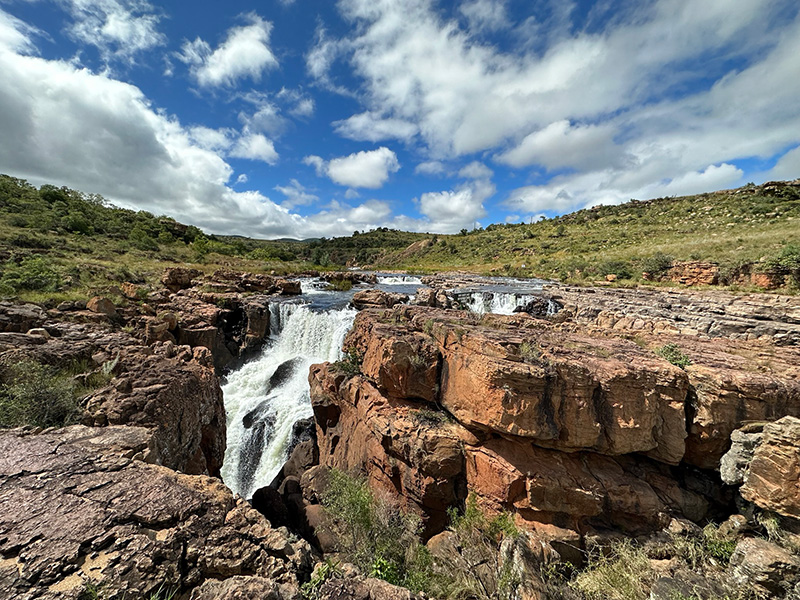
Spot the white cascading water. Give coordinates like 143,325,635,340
221,302,356,499
463,292,536,315
377,275,423,285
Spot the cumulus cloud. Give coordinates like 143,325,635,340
275,179,319,209
497,120,623,171
179,14,277,87
304,147,400,189
229,132,279,164
506,163,744,215
458,161,493,179
414,161,447,176
333,111,418,143
60,0,165,63
0,9,412,239
416,178,493,232
312,0,800,214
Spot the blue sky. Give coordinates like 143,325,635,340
0,0,799,239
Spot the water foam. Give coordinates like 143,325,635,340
221,302,356,499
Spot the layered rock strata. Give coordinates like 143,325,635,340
0,426,313,600
309,304,800,550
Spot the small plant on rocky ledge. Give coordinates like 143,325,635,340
654,343,692,369
414,408,450,427
320,469,437,594
0,359,82,428
301,559,343,600
332,348,362,377
423,318,435,336
519,341,541,363
326,278,353,292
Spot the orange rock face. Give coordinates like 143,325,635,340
668,261,720,286
310,304,800,545
741,416,800,519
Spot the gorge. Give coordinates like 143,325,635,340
1,267,800,599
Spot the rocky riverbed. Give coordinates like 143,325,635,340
1,269,800,598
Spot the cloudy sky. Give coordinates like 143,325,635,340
0,0,798,239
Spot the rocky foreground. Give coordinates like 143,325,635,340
1,269,800,598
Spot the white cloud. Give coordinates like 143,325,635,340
766,146,800,181
0,9,40,53
458,161,493,179
506,163,744,215
415,160,446,176
0,10,415,240
416,178,493,232
235,174,248,184
459,0,510,33
497,120,623,171
189,126,234,152
275,179,319,209
60,0,165,63
229,132,279,164
304,147,400,189
179,14,277,87
311,0,800,214
333,111,418,143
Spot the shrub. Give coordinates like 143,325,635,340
320,469,434,593
0,256,61,292
640,252,674,277
573,539,654,600
444,494,522,600
326,279,353,292
654,343,692,369
0,359,81,428
764,244,800,285
332,348,361,377
596,260,633,279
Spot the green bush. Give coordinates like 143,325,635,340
0,360,82,428
332,348,361,376
640,252,674,277
654,343,692,369
764,244,800,285
0,256,61,292
326,279,353,292
573,539,654,600
320,469,434,593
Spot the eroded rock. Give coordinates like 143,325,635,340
0,427,313,600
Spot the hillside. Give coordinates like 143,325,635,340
1,174,799,303
368,180,800,287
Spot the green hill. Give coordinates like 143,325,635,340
1,173,798,302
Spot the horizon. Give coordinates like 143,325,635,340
1,0,799,240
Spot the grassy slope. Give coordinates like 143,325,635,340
1,174,798,302
370,182,800,286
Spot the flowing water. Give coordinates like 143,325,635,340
221,301,356,499
220,273,555,499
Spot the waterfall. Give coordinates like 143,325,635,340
461,292,538,315
221,302,357,499
377,275,423,285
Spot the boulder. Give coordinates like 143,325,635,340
161,267,202,292
668,261,720,286
277,279,301,295
741,417,800,518
0,427,312,600
84,348,225,476
729,537,800,595
310,364,466,536
87,296,117,318
720,427,763,485
351,289,409,309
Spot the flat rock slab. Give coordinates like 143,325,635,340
0,426,312,600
